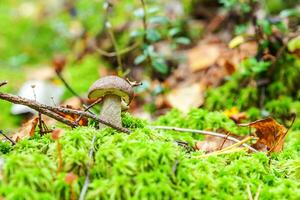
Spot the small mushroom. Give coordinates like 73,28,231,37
88,76,134,129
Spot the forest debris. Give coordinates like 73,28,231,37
151,125,257,152
187,43,220,72
12,117,39,141
195,135,236,153
0,91,130,133
166,83,204,112
224,107,247,123
239,118,288,152
58,106,88,126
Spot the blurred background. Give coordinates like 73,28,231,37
0,0,299,131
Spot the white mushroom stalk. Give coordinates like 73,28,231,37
88,76,134,130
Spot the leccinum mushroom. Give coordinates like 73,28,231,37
88,76,134,129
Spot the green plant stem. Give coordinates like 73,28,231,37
106,25,123,75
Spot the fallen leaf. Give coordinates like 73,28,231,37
239,118,288,152
58,106,88,126
224,107,247,123
195,135,236,153
195,132,244,153
12,117,39,141
166,83,204,112
229,35,246,49
187,43,220,72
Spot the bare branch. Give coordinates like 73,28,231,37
0,92,130,133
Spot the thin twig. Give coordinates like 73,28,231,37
0,91,130,133
0,81,8,88
79,134,97,200
150,126,258,152
56,72,83,102
56,72,97,115
0,130,16,145
94,42,140,57
140,0,147,43
106,23,123,75
75,98,102,125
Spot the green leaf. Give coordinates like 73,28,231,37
152,58,168,74
134,8,144,18
168,28,180,37
134,54,147,65
175,37,191,45
146,29,161,42
130,29,144,38
148,16,169,25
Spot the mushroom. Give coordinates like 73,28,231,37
88,76,134,129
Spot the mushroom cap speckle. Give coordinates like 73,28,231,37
88,76,134,104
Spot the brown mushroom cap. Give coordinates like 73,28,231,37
88,76,134,104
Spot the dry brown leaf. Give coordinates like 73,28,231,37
12,117,39,141
59,106,88,126
166,83,204,112
224,107,247,123
187,43,220,72
239,118,288,152
195,135,236,153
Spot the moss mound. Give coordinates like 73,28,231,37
0,111,300,199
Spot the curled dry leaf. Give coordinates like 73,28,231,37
239,118,288,152
195,131,244,153
195,135,236,153
12,117,39,142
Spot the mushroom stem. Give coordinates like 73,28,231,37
99,94,122,129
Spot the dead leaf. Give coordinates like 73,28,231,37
224,107,247,123
187,43,220,72
58,106,88,126
195,131,245,153
12,117,39,141
239,118,288,152
166,83,204,112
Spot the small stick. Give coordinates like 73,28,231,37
79,134,97,200
75,98,102,125
0,130,16,145
0,81,8,88
56,72,83,102
150,126,258,152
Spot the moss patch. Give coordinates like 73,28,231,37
0,111,299,199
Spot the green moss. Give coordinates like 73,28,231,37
0,141,12,154
0,110,300,199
